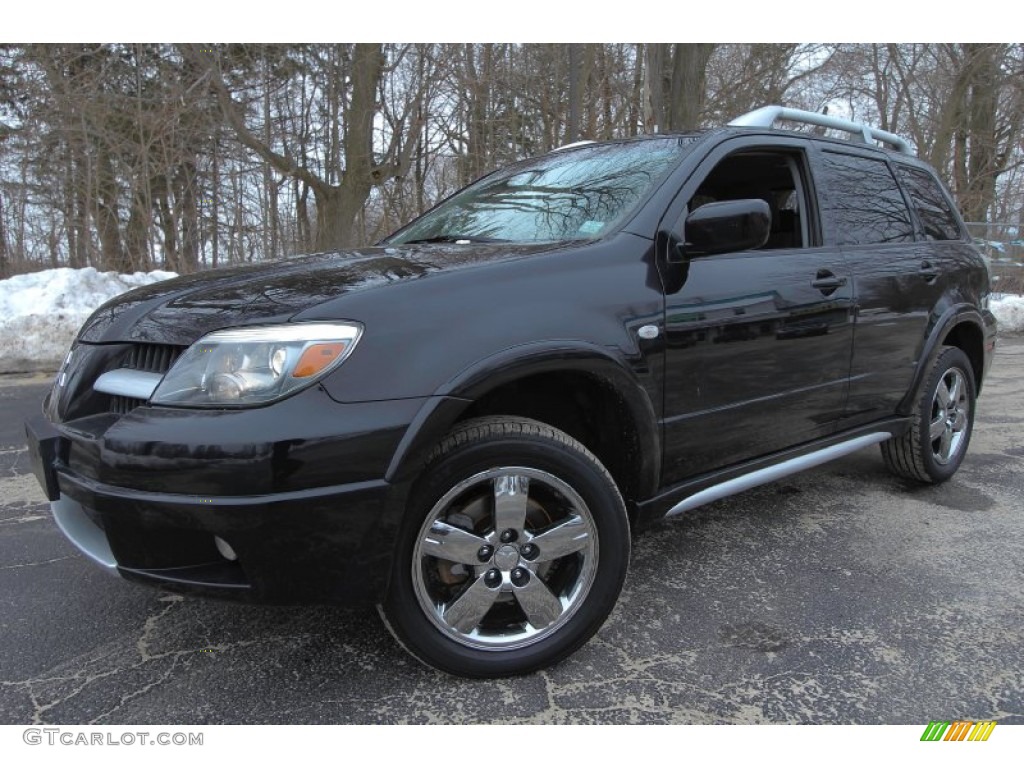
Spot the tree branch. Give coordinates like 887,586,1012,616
179,44,328,196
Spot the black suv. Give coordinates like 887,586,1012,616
26,106,997,678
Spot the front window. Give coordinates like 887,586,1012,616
387,139,689,245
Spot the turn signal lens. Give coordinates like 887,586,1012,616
293,343,348,378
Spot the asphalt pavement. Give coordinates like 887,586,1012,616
1,342,1022,724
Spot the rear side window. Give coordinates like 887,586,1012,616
820,151,915,245
896,164,963,241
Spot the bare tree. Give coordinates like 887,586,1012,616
183,43,425,251
1,42,1022,277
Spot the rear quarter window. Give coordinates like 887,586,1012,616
819,151,915,246
895,164,964,241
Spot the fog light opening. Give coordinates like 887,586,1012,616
214,536,238,561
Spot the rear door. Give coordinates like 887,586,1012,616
659,137,855,484
813,149,946,428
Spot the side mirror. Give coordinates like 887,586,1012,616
682,199,771,258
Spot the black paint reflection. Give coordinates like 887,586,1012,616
662,248,854,482
78,242,563,346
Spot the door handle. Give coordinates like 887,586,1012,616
811,270,847,293
919,261,939,282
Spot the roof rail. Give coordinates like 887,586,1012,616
728,105,914,156
551,140,595,152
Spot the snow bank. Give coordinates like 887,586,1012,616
0,267,178,373
992,295,1024,334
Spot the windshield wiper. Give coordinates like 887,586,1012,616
399,235,510,245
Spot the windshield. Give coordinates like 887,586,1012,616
386,139,688,245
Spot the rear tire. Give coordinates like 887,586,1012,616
882,346,976,483
381,416,630,678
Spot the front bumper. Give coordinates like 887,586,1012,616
25,388,431,605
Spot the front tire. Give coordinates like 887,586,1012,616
882,345,977,483
381,417,630,678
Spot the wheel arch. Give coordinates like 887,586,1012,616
385,341,661,518
901,305,987,414
941,320,985,393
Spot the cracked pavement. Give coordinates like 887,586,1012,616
0,341,1022,724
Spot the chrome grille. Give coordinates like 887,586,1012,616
124,343,184,374
110,343,185,413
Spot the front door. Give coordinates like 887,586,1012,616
659,140,855,485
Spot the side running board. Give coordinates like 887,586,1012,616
665,432,892,517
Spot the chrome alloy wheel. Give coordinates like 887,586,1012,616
930,367,970,465
412,467,598,651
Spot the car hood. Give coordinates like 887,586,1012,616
77,242,559,346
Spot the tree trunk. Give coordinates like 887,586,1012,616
71,146,89,268
94,145,127,271
124,177,152,272
668,44,715,131
62,141,80,268
584,45,598,139
963,44,1001,222
567,44,582,143
0,194,9,278
599,45,613,140
463,44,492,183
929,45,975,182
211,128,220,269
156,183,178,272
179,160,200,273
630,44,644,135
326,42,382,249
643,44,665,131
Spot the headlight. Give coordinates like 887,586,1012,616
151,322,362,407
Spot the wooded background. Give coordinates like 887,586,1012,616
1,43,1022,277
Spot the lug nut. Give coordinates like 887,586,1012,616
477,545,494,562
510,567,530,587
520,543,537,560
484,568,502,588
499,529,518,543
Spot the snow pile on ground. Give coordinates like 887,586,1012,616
992,294,1024,334
0,267,178,373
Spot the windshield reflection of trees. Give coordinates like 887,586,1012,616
448,172,651,240
400,144,683,243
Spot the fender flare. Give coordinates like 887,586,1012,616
899,304,986,414
385,339,661,500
